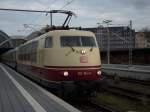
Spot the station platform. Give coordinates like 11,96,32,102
0,63,81,112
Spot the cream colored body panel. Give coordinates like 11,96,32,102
13,29,101,68
36,29,101,67
42,48,100,67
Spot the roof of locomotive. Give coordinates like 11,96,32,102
45,29,96,37
2,29,96,55
14,29,96,49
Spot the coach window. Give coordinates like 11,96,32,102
31,41,38,63
45,37,52,48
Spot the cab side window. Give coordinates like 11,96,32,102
45,37,52,48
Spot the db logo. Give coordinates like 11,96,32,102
80,56,88,63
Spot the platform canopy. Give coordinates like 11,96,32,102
0,30,10,43
0,30,27,55
0,30,13,54
0,30,14,54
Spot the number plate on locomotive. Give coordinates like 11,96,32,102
77,72,92,76
80,56,88,63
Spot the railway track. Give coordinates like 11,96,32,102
101,64,150,102
120,78,150,86
100,77,150,106
89,100,121,112
68,99,120,112
104,85,150,102
103,74,150,86
102,64,150,82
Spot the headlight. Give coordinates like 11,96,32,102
97,70,101,75
63,71,69,77
81,50,86,54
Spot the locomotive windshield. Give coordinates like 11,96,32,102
61,36,96,47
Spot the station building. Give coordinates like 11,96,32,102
84,26,135,51
135,32,150,48
0,30,26,54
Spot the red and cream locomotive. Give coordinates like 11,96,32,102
2,10,102,96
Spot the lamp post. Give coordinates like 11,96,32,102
129,20,132,65
97,23,104,49
103,20,112,64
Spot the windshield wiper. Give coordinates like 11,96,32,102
65,43,76,56
66,43,75,52
90,45,94,52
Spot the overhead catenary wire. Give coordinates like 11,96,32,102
0,8,49,13
21,0,75,32
24,0,75,31
0,0,76,34
0,0,60,33
59,0,75,10
21,0,60,33
38,0,76,27
28,0,60,25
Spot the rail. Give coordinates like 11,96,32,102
68,99,121,112
102,64,150,81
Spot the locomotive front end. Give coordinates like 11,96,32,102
42,30,102,95
43,30,101,81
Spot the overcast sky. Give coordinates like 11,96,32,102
0,0,150,36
